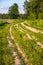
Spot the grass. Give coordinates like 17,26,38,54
0,20,14,65
24,19,43,31
18,23,43,44
12,25,43,65
0,19,43,65
12,19,43,65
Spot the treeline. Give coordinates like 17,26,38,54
24,0,43,19
0,14,26,19
0,0,43,19
0,14,8,19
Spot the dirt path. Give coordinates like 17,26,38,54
8,25,32,65
32,35,43,48
26,34,33,40
37,42,43,48
7,25,32,65
8,26,21,65
14,24,33,40
15,24,43,48
8,23,43,65
15,24,24,32
8,40,21,65
26,33,43,48
21,23,43,34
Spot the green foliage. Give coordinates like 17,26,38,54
28,12,36,20
8,3,19,19
0,19,43,65
0,20,14,65
0,21,8,26
12,19,43,65
0,14,8,19
24,0,43,19
39,13,43,19
12,25,43,65
25,20,43,31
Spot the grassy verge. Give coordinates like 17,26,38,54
0,20,14,65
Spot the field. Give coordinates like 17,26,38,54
0,19,43,65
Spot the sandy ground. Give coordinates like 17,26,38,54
14,23,43,48
8,25,31,65
21,23,43,34
8,23,43,65
8,26,21,65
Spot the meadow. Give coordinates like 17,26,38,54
0,19,43,65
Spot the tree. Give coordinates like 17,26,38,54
8,3,19,19
24,0,34,19
24,0,43,19
24,0,31,18
31,0,40,19
0,14,8,19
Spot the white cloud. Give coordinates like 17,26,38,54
0,0,25,14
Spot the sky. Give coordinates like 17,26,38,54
0,0,25,14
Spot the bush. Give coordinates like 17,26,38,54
28,13,36,20
0,21,8,26
39,13,43,19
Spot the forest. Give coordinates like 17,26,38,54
0,0,43,19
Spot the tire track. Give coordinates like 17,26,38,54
7,26,21,65
15,23,43,48
9,25,32,65
21,23,43,34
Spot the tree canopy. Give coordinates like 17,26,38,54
24,0,43,19
8,3,19,19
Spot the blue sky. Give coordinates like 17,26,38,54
0,0,25,14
